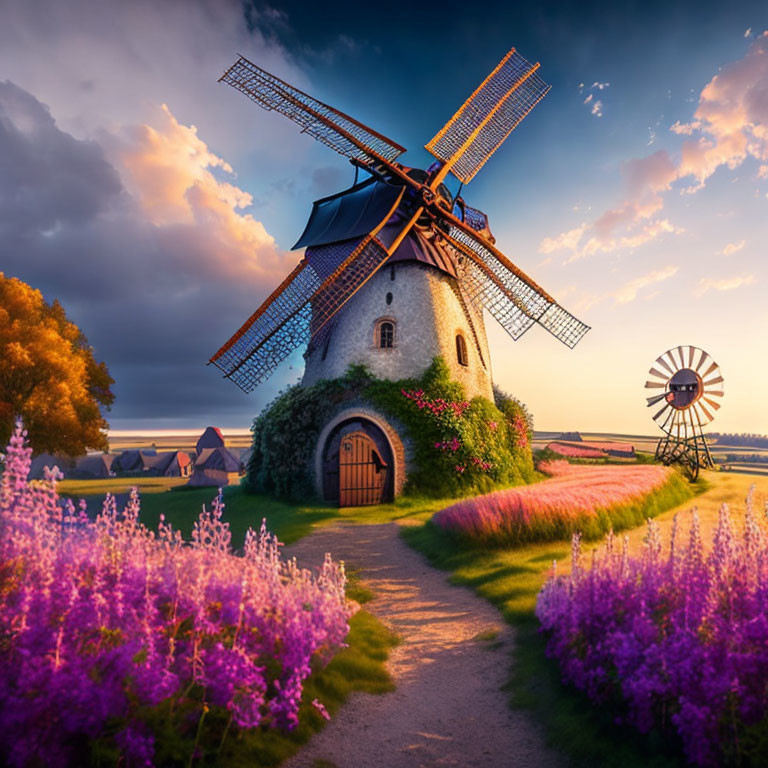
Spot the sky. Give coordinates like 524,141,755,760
1,0,767,435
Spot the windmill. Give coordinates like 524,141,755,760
209,49,590,394
645,345,724,479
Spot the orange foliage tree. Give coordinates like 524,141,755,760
0,273,114,456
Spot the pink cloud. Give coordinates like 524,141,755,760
105,104,296,285
541,32,768,262
694,273,755,296
613,265,678,305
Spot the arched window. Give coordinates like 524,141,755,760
379,321,394,348
374,318,395,349
456,333,469,366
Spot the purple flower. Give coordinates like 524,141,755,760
0,420,351,766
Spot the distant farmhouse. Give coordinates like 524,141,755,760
29,453,73,480
187,427,243,487
112,449,192,478
28,427,242,485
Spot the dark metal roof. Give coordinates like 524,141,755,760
299,179,458,278
293,178,403,250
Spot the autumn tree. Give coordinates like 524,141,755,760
0,273,114,456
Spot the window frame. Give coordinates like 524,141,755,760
373,317,396,349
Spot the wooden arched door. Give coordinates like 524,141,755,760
339,430,388,506
322,420,393,506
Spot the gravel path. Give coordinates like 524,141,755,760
284,523,564,768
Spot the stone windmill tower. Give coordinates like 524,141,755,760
211,50,590,505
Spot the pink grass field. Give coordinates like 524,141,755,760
547,442,608,459
432,460,685,545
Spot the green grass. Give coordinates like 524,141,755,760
58,476,187,497
136,486,342,548
70,481,459,549
70,465,758,766
398,475,722,767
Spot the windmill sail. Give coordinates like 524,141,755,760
210,190,404,392
444,220,590,348
426,49,551,184
220,56,406,164
212,47,590,395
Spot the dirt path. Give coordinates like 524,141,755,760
284,523,564,768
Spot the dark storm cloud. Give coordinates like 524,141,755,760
0,81,122,235
0,82,299,426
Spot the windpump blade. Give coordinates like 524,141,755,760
655,355,674,375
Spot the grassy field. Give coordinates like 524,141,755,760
402,470,767,766
66,468,768,765
58,476,188,497
534,430,768,477
107,431,252,453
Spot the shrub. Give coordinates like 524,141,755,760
247,358,536,500
0,421,350,767
432,461,692,546
536,492,768,766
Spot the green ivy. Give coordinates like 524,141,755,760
246,358,536,500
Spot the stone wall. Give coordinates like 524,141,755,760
302,261,494,400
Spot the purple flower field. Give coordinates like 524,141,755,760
0,423,351,766
537,490,768,766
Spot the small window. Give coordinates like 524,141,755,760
386,292,393,305
379,321,394,348
456,333,469,366
390,265,396,281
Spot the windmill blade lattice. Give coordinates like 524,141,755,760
220,56,406,165
444,221,590,348
211,190,405,391
426,49,551,184
212,46,591,396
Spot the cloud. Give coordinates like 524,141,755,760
0,80,122,235
717,239,746,256
0,0,363,428
613,265,678,305
543,33,768,262
695,273,755,296
0,80,299,427
539,224,587,255
579,81,610,117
